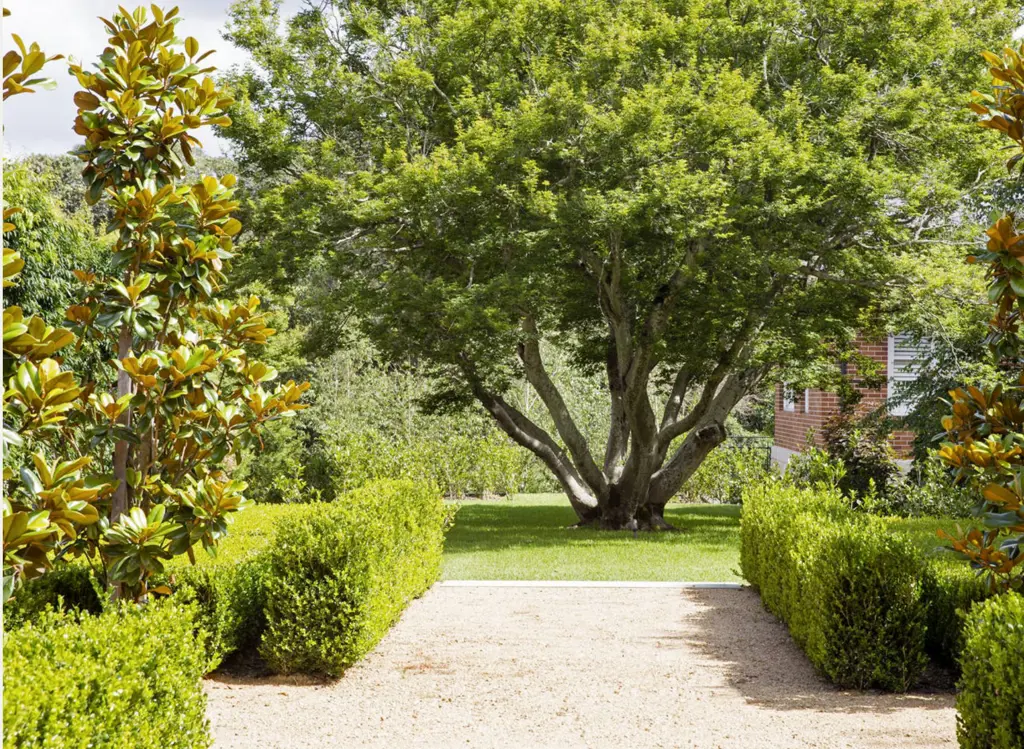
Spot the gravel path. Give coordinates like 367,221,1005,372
205,585,955,748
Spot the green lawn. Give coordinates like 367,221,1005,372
199,494,969,583
441,494,743,581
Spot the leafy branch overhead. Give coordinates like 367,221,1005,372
222,0,1020,529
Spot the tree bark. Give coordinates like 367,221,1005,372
462,257,772,530
110,322,134,524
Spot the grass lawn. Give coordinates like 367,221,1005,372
442,494,742,582
892,515,976,569
198,494,969,583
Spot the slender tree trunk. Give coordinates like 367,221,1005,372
110,323,134,524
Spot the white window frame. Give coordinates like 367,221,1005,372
888,334,928,417
782,383,796,412
804,388,811,414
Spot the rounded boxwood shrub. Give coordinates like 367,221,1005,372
3,601,209,748
956,591,1024,749
260,479,446,676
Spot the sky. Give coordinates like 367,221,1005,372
2,0,300,157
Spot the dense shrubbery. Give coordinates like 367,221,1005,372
920,560,991,668
821,415,903,499
956,592,1024,749
260,480,446,675
676,441,772,504
785,443,976,519
6,488,446,682
741,482,928,691
3,602,210,749
3,563,103,630
172,560,269,672
238,346,540,501
878,458,977,519
164,503,307,670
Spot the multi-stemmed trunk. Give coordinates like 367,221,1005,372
465,248,770,529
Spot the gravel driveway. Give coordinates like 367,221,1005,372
205,584,955,748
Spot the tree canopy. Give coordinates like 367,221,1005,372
222,0,1022,527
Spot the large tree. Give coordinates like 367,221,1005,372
222,0,1020,528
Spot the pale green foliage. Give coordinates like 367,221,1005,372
3,602,210,749
956,592,1024,748
221,0,1020,521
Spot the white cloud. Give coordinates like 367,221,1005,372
2,1,297,158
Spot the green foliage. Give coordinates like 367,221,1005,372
821,415,902,500
3,602,210,749
240,345,536,501
222,0,1020,523
2,562,103,630
2,5,310,601
919,559,991,669
163,503,307,670
260,480,446,675
741,482,928,691
171,560,269,672
871,456,978,519
783,445,848,491
935,44,1024,592
956,592,1024,749
2,162,108,332
676,441,773,504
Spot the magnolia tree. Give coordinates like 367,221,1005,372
222,0,1019,529
2,5,308,600
939,46,1024,592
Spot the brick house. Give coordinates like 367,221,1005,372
771,333,924,469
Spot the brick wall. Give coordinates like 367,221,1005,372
774,334,915,459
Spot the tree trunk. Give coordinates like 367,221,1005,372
110,323,134,524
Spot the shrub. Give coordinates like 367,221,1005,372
956,592,1024,749
163,503,306,670
260,480,446,675
783,445,847,491
821,417,902,500
741,482,928,691
172,559,269,672
677,441,773,504
3,602,209,749
868,457,977,519
919,559,990,668
3,562,102,630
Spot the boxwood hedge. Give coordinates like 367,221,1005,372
956,591,1024,749
3,602,209,749
741,482,928,691
260,479,446,675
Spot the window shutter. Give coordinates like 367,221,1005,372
888,334,928,417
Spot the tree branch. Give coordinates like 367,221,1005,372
649,367,766,504
465,372,599,518
518,315,608,499
603,340,630,480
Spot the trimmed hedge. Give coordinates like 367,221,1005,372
919,559,990,669
3,562,103,630
172,558,269,672
164,502,307,670
3,602,209,749
260,479,446,675
956,592,1024,749
741,483,928,691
